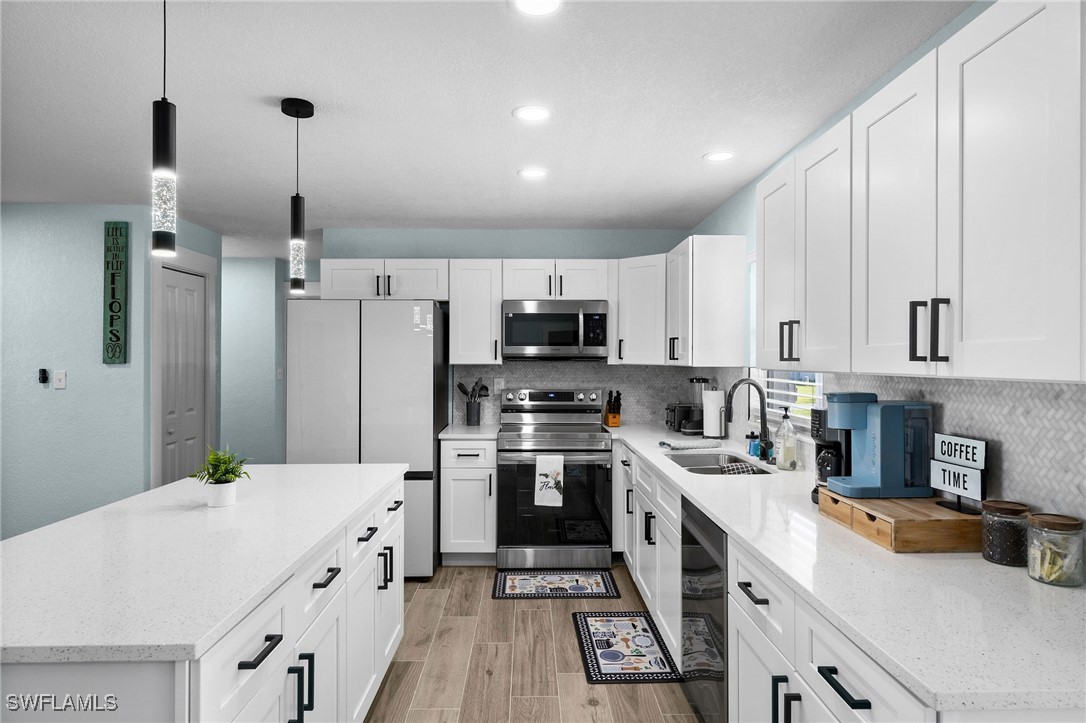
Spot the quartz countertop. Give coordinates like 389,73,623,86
0,463,407,664
610,424,1086,712
439,424,500,440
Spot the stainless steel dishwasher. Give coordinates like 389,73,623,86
681,497,728,722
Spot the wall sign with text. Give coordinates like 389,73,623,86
102,221,129,364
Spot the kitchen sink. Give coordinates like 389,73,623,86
664,452,771,475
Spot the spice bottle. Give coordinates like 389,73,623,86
981,500,1029,566
1027,514,1084,587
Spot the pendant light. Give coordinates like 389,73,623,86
151,0,177,258
282,98,314,294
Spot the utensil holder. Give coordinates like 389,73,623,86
466,401,481,426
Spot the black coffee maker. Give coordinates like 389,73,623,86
810,408,849,503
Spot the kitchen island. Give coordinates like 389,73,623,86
1,463,407,721
612,424,1085,720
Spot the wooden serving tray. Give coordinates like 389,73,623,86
818,488,981,553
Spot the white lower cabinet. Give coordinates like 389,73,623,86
292,587,347,723
439,467,496,553
632,488,657,611
346,549,380,722
376,516,405,669
653,510,682,660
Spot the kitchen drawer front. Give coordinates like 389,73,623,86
728,543,795,664
633,456,656,497
196,579,294,723
345,506,380,578
441,440,497,468
653,471,681,532
794,596,931,723
293,533,348,634
379,478,406,526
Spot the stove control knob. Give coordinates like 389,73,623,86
577,393,585,401
518,392,527,401
505,392,514,401
589,392,598,401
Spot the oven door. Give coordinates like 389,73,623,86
496,451,612,569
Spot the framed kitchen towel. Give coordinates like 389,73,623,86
102,221,129,364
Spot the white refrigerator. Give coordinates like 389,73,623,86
286,299,448,577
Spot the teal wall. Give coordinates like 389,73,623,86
1,204,221,539
220,257,287,465
323,228,687,260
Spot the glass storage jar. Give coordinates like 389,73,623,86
1027,514,1084,587
981,500,1030,566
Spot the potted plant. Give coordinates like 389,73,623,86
190,446,250,507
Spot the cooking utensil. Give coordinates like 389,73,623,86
457,381,471,397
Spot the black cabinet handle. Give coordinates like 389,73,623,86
358,526,378,543
783,693,801,723
930,297,950,362
647,512,656,545
817,665,871,710
618,338,624,360
299,653,315,712
626,489,633,514
620,459,631,467
771,675,789,723
238,633,283,670
784,320,800,362
377,551,389,590
778,321,788,362
457,453,481,458
644,511,651,542
386,274,392,296
488,472,492,497
668,337,677,361
384,544,395,583
312,566,341,589
737,581,769,606
559,274,564,296
909,300,928,361
376,274,381,297
548,274,552,296
388,499,403,512
287,665,305,723
494,339,498,360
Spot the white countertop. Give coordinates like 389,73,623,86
439,424,500,440
0,463,407,664
611,424,1086,712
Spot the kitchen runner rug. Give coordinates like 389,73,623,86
572,611,682,683
681,612,727,680
493,570,620,599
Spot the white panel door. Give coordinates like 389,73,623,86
796,116,852,372
439,468,496,553
375,516,405,670
616,255,667,364
633,490,657,609
937,0,1082,381
449,259,502,364
502,259,556,299
384,259,450,300
665,239,692,365
851,51,938,375
756,159,798,371
554,259,609,299
346,557,379,723
295,587,347,723
655,517,682,665
360,301,434,472
286,300,360,463
160,268,206,485
320,258,385,299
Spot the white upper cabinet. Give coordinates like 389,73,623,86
936,0,1082,381
615,254,667,365
666,235,748,367
756,158,798,371
851,51,939,376
502,259,609,300
449,259,502,365
319,259,448,300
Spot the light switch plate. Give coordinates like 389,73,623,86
53,370,66,389
494,377,505,391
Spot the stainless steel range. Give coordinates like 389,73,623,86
496,388,613,569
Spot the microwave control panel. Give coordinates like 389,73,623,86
584,314,607,347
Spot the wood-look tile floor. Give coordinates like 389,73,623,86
365,565,695,723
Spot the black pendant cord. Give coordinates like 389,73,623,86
162,0,167,98
296,117,300,195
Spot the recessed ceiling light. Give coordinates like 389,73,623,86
703,151,736,162
513,0,560,16
513,105,551,122
518,167,548,179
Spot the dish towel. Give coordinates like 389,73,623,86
535,455,564,507
658,439,722,451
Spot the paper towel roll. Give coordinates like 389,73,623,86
702,390,728,438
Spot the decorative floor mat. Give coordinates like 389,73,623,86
572,611,682,683
681,612,727,679
493,570,620,599
559,518,609,544
681,566,725,600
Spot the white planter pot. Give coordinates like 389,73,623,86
207,482,237,508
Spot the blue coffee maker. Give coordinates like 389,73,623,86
825,393,934,499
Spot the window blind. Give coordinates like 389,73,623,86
749,368,824,431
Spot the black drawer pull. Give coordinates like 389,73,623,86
384,544,395,583
783,693,801,723
618,338,624,360
312,566,341,589
358,526,378,543
494,339,498,360
778,321,788,362
386,274,392,296
457,453,481,458
299,652,315,712
784,320,801,362
377,551,389,590
620,459,631,467
930,297,950,362
626,489,633,515
376,274,381,297
559,274,564,296
388,499,403,512
737,581,769,605
488,472,493,497
908,300,928,361
287,665,305,723
646,512,655,545
238,633,283,670
771,674,788,723
817,665,871,710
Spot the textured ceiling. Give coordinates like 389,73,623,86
1,1,970,257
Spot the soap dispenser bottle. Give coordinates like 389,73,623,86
775,407,798,470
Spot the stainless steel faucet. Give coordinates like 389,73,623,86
723,377,773,461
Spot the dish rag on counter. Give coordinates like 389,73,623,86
658,440,722,451
535,454,564,507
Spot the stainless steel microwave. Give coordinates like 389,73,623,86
501,300,608,359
